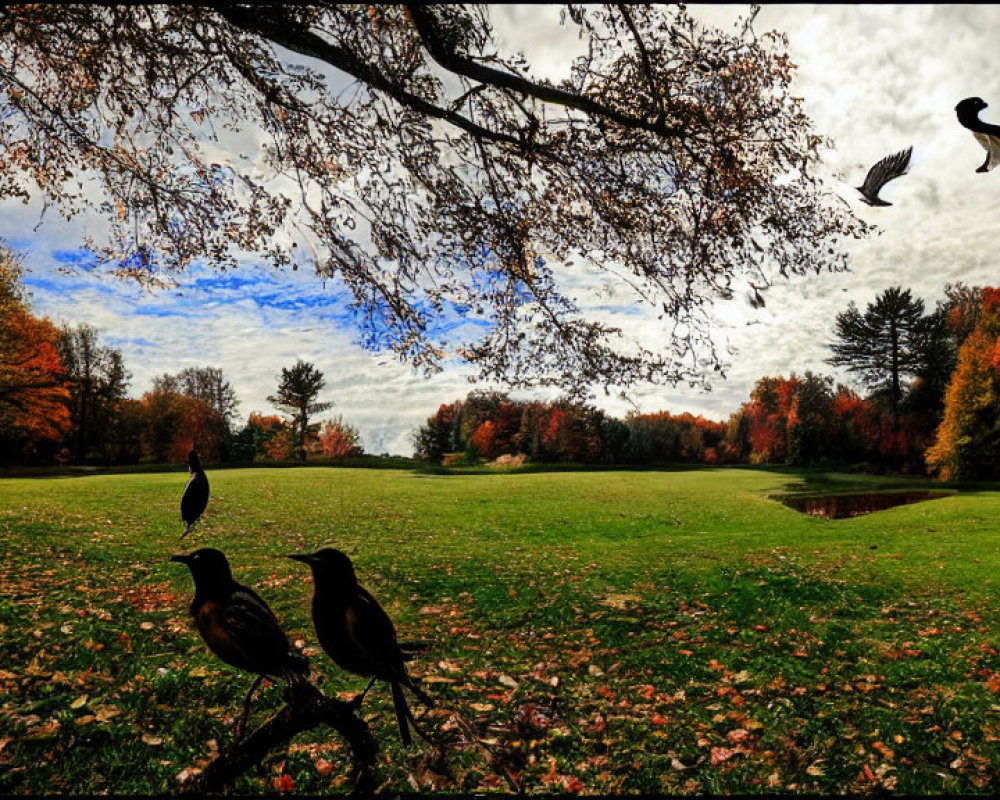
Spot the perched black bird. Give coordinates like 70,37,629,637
856,146,912,206
955,96,1000,173
180,449,209,540
171,547,309,735
287,548,434,746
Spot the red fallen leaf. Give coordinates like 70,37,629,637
988,674,1000,694
586,714,606,733
595,686,615,700
638,684,655,700
872,741,894,760
726,728,750,744
754,625,768,632
651,714,669,726
982,642,998,656
272,774,295,793
565,776,584,793
678,649,694,656
315,758,334,776
857,763,877,783
710,746,735,765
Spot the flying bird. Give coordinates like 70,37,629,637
287,548,434,746
180,449,209,540
171,548,309,736
856,146,913,206
955,96,1000,173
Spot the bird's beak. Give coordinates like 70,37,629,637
286,553,314,564
170,554,190,564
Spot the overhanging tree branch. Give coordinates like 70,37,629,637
210,4,522,147
404,4,684,138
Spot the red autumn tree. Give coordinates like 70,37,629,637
135,388,228,463
0,242,71,461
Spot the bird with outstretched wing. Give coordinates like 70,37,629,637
856,146,913,206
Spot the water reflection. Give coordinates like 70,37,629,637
780,490,954,519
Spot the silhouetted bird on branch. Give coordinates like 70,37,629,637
956,96,1000,173
856,146,912,206
287,548,434,746
180,449,209,540
171,547,309,736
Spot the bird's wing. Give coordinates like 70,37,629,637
220,587,297,672
859,146,913,198
349,588,407,676
974,132,1000,171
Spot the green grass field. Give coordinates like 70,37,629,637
3,465,1000,794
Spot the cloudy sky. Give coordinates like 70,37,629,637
6,5,1000,455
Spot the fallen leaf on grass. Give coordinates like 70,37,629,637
142,733,163,746
272,774,295,793
872,741,894,760
176,767,202,783
25,720,60,738
94,705,120,723
315,758,334,776
70,694,88,710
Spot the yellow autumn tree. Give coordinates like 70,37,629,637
925,288,1000,480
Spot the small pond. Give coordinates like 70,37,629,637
779,490,955,519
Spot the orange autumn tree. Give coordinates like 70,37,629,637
315,416,362,458
0,242,71,461
925,287,1000,480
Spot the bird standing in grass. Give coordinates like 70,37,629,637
955,96,1000,173
856,146,913,206
287,548,434,746
180,449,209,540
171,547,309,736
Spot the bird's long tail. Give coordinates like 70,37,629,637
398,639,430,662
391,680,413,747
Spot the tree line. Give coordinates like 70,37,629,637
0,243,360,466
414,284,1000,481
5,233,1000,480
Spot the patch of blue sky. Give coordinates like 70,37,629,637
130,303,201,318
187,272,280,292
250,290,347,311
23,275,119,296
52,248,100,270
105,336,157,349
593,304,644,316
